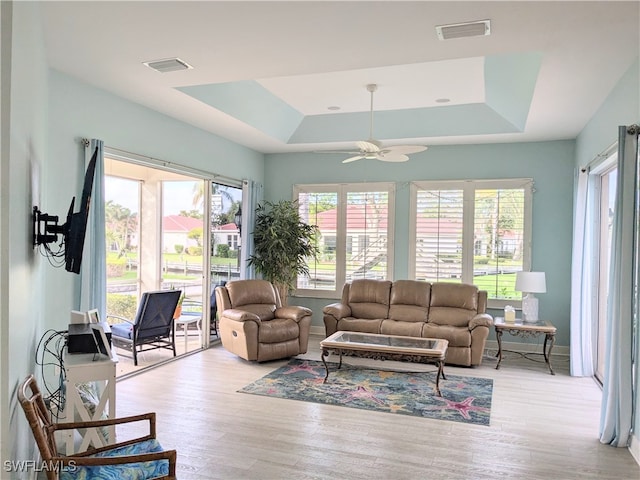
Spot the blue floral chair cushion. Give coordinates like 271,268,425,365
61,439,169,480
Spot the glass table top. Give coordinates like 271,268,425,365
321,331,447,355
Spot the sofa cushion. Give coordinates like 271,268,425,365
338,317,382,334
388,280,430,322
430,282,478,310
422,323,471,347
110,323,133,340
429,283,479,327
381,319,423,337
348,279,392,319
234,304,276,321
228,280,277,307
258,318,299,343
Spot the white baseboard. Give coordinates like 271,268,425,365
310,325,325,336
630,433,640,467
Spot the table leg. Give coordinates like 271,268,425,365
435,360,444,397
495,328,503,370
321,348,331,383
183,323,188,351
545,333,556,375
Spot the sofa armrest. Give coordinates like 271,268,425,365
469,313,493,330
275,306,312,321
322,303,352,320
221,309,261,324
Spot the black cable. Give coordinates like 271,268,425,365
35,329,68,420
38,242,65,268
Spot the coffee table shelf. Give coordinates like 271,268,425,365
320,331,448,396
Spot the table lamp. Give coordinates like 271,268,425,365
515,271,546,322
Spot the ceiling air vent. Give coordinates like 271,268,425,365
435,19,491,40
143,57,193,73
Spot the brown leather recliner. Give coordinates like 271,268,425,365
215,279,312,362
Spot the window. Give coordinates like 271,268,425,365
410,179,532,306
595,163,617,382
295,183,395,297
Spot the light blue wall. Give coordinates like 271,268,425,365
46,70,265,329
576,60,639,169
265,140,576,347
2,1,49,467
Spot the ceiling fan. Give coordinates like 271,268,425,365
323,84,428,163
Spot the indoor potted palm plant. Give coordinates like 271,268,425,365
248,200,319,305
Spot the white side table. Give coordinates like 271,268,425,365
61,348,118,454
175,315,202,350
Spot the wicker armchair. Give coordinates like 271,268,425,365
17,375,176,480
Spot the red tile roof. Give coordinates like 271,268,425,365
163,215,203,232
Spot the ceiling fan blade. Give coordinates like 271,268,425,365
383,145,428,155
342,155,365,164
378,152,409,163
356,140,380,153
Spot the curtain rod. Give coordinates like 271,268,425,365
580,140,618,173
579,125,639,173
101,144,242,186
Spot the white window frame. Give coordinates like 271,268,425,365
409,178,533,309
294,182,396,299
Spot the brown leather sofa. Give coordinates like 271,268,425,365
215,279,312,362
323,279,493,366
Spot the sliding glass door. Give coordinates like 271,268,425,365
596,165,617,382
103,153,245,376
210,181,243,286
105,158,208,375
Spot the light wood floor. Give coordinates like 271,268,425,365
114,330,214,377
115,334,640,479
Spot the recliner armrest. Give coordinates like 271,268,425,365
469,313,493,330
221,309,261,324
322,303,352,320
275,306,312,321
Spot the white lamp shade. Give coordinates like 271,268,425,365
515,271,546,293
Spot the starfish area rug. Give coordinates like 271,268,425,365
238,359,493,426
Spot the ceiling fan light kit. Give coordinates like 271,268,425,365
321,83,428,164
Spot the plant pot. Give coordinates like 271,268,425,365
173,305,182,319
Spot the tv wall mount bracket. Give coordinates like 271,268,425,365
32,206,65,247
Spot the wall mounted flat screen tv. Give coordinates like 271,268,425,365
64,146,98,274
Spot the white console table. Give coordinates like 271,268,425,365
61,348,118,454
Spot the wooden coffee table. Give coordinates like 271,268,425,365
320,331,449,396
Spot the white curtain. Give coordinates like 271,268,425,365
240,179,263,279
570,168,597,376
599,125,639,447
79,139,107,319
